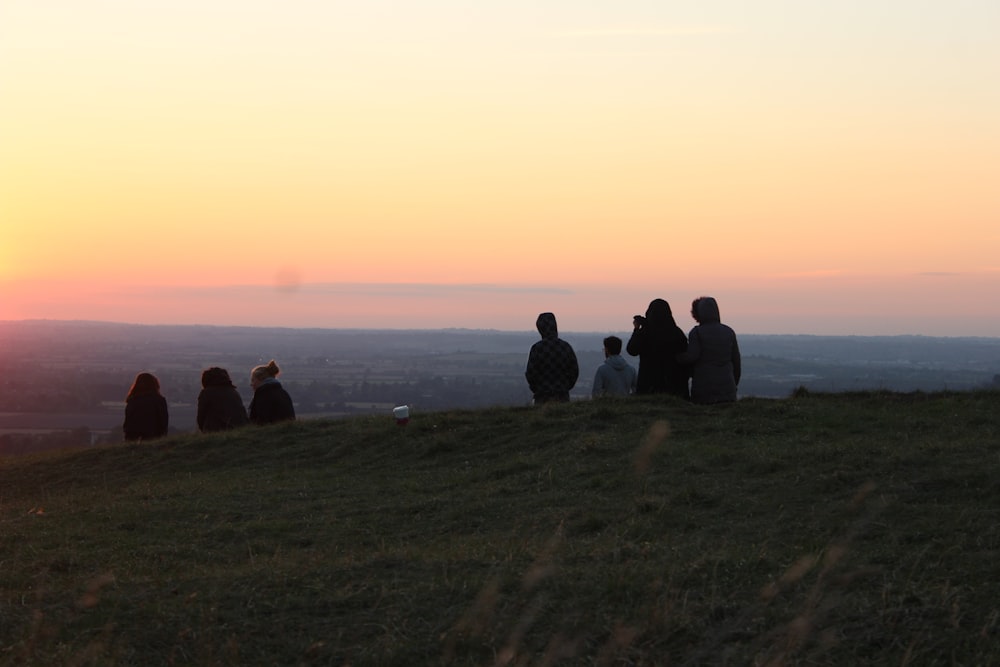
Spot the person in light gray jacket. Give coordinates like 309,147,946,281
592,336,637,397
677,296,741,404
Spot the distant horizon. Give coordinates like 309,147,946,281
4,274,1000,338
4,313,999,341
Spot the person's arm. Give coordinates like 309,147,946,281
625,328,642,357
524,347,539,393
677,327,701,364
732,335,742,386
196,391,208,431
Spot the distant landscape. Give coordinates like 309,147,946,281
2,319,1000,456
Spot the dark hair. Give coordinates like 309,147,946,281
126,372,161,401
603,335,623,355
202,367,235,389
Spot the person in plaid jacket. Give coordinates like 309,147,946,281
525,312,579,404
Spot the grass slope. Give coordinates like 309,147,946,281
2,391,999,666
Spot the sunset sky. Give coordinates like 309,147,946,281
2,1,998,336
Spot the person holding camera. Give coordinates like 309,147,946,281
626,298,690,398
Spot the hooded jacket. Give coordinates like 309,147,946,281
525,312,579,403
197,385,250,432
677,297,741,404
626,299,690,397
592,354,637,397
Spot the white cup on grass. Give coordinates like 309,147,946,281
393,405,410,425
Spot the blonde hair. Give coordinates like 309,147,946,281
251,359,281,383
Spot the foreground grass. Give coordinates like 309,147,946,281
1,391,998,666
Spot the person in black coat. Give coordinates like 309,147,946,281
123,372,169,441
525,312,579,404
197,367,249,432
248,359,296,425
626,298,690,398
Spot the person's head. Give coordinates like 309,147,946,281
126,372,161,401
643,298,678,327
645,298,672,320
691,296,721,324
535,312,558,340
250,360,281,390
603,335,622,357
202,366,235,389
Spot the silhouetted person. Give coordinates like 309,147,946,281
123,372,169,441
678,296,741,404
248,360,296,425
525,312,579,404
197,367,249,432
592,335,637,397
626,298,690,398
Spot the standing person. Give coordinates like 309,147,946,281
197,367,249,432
248,360,296,425
626,298,690,398
123,372,169,441
678,296,741,404
592,335,637,398
525,312,579,404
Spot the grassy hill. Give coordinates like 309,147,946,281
2,391,998,666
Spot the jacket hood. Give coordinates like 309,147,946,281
606,354,629,371
694,297,721,324
536,312,559,339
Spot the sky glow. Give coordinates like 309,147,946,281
2,1,999,336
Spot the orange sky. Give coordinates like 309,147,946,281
2,2,999,335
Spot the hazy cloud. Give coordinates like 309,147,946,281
158,283,576,298
303,283,574,296
557,25,740,38
772,270,845,279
